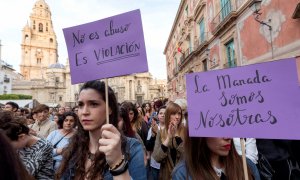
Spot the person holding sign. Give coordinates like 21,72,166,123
55,80,146,179
152,102,186,180
172,135,253,180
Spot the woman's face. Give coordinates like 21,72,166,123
151,101,155,108
135,103,140,108
128,110,134,122
73,108,79,115
16,109,22,116
32,113,37,120
63,115,75,131
137,107,142,112
78,88,107,132
145,103,150,111
206,138,232,157
158,108,166,124
170,110,181,126
53,115,59,123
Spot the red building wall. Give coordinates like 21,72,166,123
239,0,300,60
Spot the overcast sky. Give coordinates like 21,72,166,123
0,0,180,79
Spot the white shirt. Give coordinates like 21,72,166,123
233,138,258,164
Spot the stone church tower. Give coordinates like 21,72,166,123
13,0,168,107
20,0,58,80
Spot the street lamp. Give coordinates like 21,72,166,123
249,0,262,14
249,0,274,58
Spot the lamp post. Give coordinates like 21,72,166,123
249,0,274,59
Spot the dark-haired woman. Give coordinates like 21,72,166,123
121,101,148,148
47,111,77,171
0,130,34,180
0,113,54,179
56,80,146,179
152,102,186,180
172,136,253,180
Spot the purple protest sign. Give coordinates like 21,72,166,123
186,58,300,140
63,9,148,84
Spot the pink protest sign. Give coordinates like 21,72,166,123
186,58,300,139
63,9,148,84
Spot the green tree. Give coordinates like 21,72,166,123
0,94,32,100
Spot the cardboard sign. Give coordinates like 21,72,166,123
186,58,300,139
63,9,148,84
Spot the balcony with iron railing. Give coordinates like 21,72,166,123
210,0,242,35
223,58,237,68
194,32,208,52
178,47,194,70
184,48,193,59
173,68,179,76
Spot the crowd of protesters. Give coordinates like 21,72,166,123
0,80,300,180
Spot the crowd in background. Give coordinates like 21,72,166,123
0,80,300,180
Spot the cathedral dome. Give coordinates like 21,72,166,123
48,63,65,69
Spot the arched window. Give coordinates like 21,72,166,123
50,38,53,43
39,23,43,32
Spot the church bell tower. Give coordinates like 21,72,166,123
20,0,58,80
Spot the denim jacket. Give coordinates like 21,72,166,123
61,137,146,180
172,161,192,180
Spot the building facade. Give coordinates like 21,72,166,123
12,0,167,107
20,0,58,80
0,60,15,95
108,73,168,105
165,0,300,101
12,0,76,107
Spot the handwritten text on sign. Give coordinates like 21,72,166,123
63,9,148,84
186,58,300,139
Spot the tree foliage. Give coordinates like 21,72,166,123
0,94,32,100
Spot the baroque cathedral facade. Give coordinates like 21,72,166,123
12,0,167,107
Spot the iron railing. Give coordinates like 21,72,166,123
211,0,245,33
223,58,237,68
194,32,208,49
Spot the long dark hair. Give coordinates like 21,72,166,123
121,101,143,130
56,80,127,179
118,106,135,138
0,112,30,141
0,112,33,180
184,132,253,179
0,131,34,180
